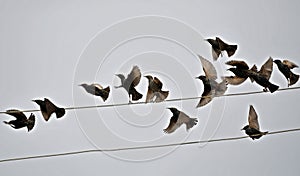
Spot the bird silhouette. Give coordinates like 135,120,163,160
226,57,279,93
144,75,169,103
205,37,237,60
196,55,227,107
79,83,110,101
32,98,65,121
163,107,198,134
115,65,143,102
3,109,35,132
241,105,268,140
274,59,299,87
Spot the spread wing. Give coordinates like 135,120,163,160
198,55,217,80
283,60,298,69
212,47,221,61
127,66,141,87
248,105,260,131
259,57,273,80
222,76,246,85
43,98,58,121
145,89,155,103
197,89,215,107
163,116,178,134
6,109,27,121
153,77,163,90
226,60,249,69
216,37,228,50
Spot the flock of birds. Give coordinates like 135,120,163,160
3,37,299,140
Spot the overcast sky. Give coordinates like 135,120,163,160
1,0,300,175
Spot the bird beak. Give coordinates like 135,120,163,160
31,100,36,102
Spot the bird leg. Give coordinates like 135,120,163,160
263,88,268,92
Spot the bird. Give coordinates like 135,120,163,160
226,57,279,93
79,83,110,101
3,109,35,132
115,65,143,102
241,105,268,140
205,37,238,60
163,107,198,134
144,75,169,103
274,59,299,87
32,98,66,121
196,55,227,107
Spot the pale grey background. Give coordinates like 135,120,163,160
0,0,300,175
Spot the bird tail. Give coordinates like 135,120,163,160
131,88,143,101
186,118,198,131
289,73,299,86
268,82,279,93
55,108,66,119
101,86,110,101
3,121,9,124
27,113,35,132
225,44,238,57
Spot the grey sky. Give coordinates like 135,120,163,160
0,0,300,175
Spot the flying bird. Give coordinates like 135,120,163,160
226,57,279,93
274,59,299,87
196,55,227,107
115,65,143,102
163,107,198,134
3,109,35,132
205,37,238,60
144,75,169,103
241,105,268,140
79,83,110,101
32,98,66,121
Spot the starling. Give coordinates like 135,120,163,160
274,59,299,87
241,105,268,140
163,107,198,134
115,65,143,102
79,83,110,101
144,75,169,103
3,109,35,132
205,37,238,60
32,98,66,121
196,55,227,107
224,60,252,85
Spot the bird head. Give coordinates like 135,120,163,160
273,59,281,65
167,107,179,115
79,83,88,88
241,125,249,131
195,75,206,80
32,99,43,105
144,75,153,80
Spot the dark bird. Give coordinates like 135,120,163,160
274,59,299,87
79,83,110,101
32,98,66,121
226,57,279,93
196,55,227,107
205,37,238,60
163,107,198,134
3,109,35,132
241,105,268,140
115,65,143,102
144,75,169,103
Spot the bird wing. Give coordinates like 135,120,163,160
215,80,228,96
127,66,141,87
153,77,163,90
145,89,155,103
216,37,228,50
6,109,27,121
198,55,218,80
197,89,215,107
259,57,273,80
177,111,192,126
248,105,260,131
211,47,221,61
222,76,246,85
163,117,177,134
43,98,58,121
226,60,249,69
283,60,299,69
92,83,103,90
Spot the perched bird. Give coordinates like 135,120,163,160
274,59,299,87
32,98,66,121
115,65,143,102
3,109,35,132
163,107,198,134
226,57,279,93
79,83,110,101
205,37,238,60
144,75,169,103
196,55,227,107
241,105,268,140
